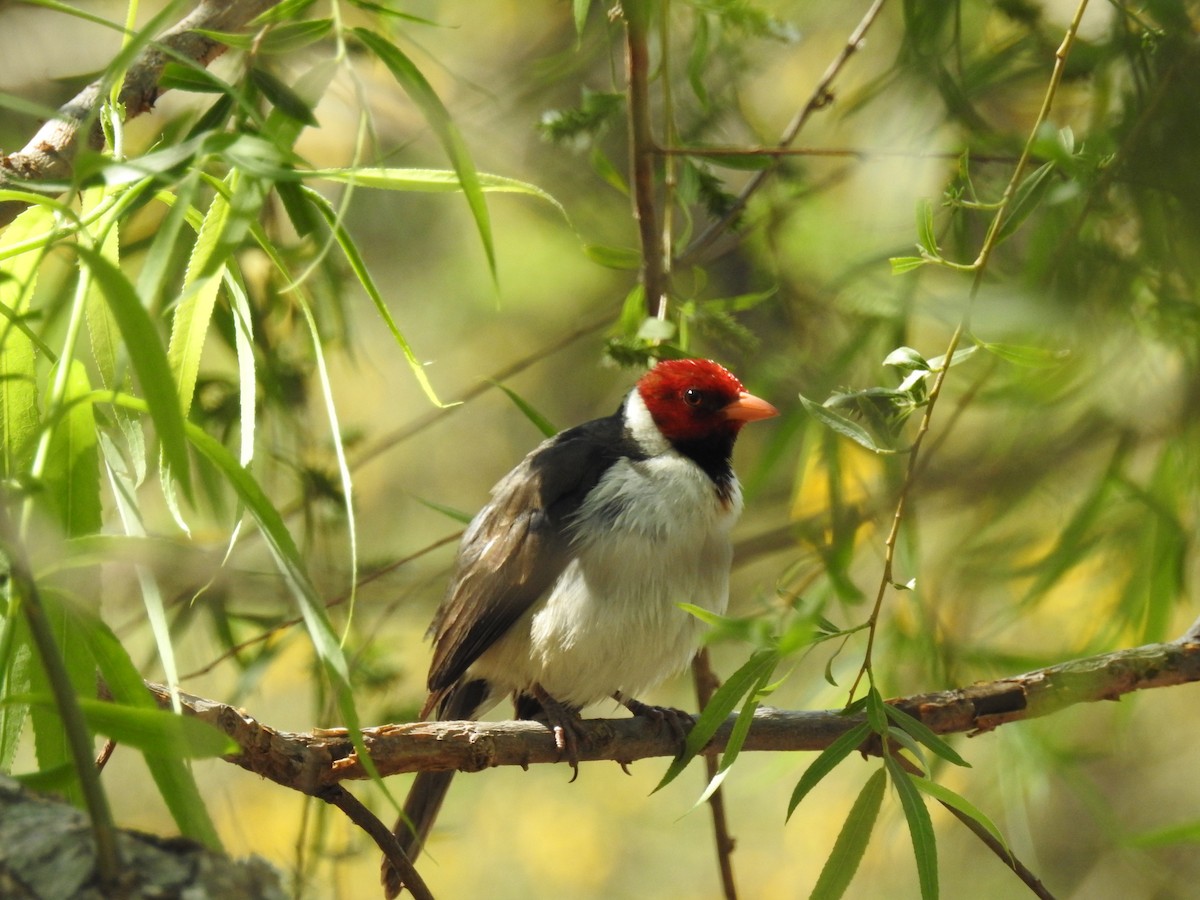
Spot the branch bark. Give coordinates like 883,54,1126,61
0,0,280,227
149,629,1200,789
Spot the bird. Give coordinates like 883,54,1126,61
382,357,778,898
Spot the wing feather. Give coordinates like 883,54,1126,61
426,410,638,693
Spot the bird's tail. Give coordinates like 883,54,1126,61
382,679,491,899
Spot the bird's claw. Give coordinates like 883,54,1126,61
614,691,694,753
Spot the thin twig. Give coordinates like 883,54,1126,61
889,754,1056,900
692,650,739,900
677,0,889,267
847,0,1092,701
623,3,667,317
314,784,434,900
0,0,281,227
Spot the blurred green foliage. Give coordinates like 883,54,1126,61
0,0,1198,897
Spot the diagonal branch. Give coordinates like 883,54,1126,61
146,628,1200,788
0,0,280,228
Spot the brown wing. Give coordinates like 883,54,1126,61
425,410,642,696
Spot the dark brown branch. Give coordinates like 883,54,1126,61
0,0,280,227
147,629,1200,787
692,650,739,900
313,784,434,900
622,3,667,318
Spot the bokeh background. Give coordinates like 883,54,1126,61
2,0,1199,897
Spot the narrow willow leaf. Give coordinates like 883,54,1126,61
70,698,236,758
222,272,256,466
788,721,871,818
912,776,1008,853
0,639,32,772
655,647,777,792
494,382,558,437
809,768,886,900
975,339,1069,369
694,658,776,807
412,495,472,524
584,244,642,270
311,167,565,213
890,256,927,274
250,66,318,126
996,161,1055,243
886,756,939,900
353,28,495,282
74,246,191,494
302,187,450,408
916,198,938,255
171,177,231,417
0,205,49,480
41,361,101,537
195,19,333,54
25,590,96,807
573,0,591,36
884,703,970,768
799,394,889,454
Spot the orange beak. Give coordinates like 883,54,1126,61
722,391,779,423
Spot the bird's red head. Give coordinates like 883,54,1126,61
636,358,778,444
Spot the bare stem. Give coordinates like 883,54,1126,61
848,0,1092,702
623,1,667,318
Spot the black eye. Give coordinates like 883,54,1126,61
683,387,704,407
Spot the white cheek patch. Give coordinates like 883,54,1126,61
623,389,671,455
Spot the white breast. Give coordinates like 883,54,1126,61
471,451,741,708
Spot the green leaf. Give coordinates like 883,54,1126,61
997,161,1056,243
693,654,779,809
301,187,450,408
309,167,566,217
158,61,229,94
884,703,970,768
73,247,191,496
799,394,891,454
585,244,642,270
916,198,938,256
0,204,50,480
413,495,472,525
809,768,886,900
494,382,558,438
25,696,235,759
912,776,1008,853
975,338,1069,369
249,66,318,126
886,756,939,900
573,0,591,36
788,721,871,818
41,361,101,537
195,19,333,54
655,648,777,792
353,28,495,283
890,256,927,274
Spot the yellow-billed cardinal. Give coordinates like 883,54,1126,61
383,358,777,897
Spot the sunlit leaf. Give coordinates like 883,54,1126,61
809,768,886,900
886,756,939,900
353,28,496,282
788,721,871,818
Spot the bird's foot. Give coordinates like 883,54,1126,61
530,683,587,780
613,691,694,751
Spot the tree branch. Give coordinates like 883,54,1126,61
147,629,1200,788
0,0,280,227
